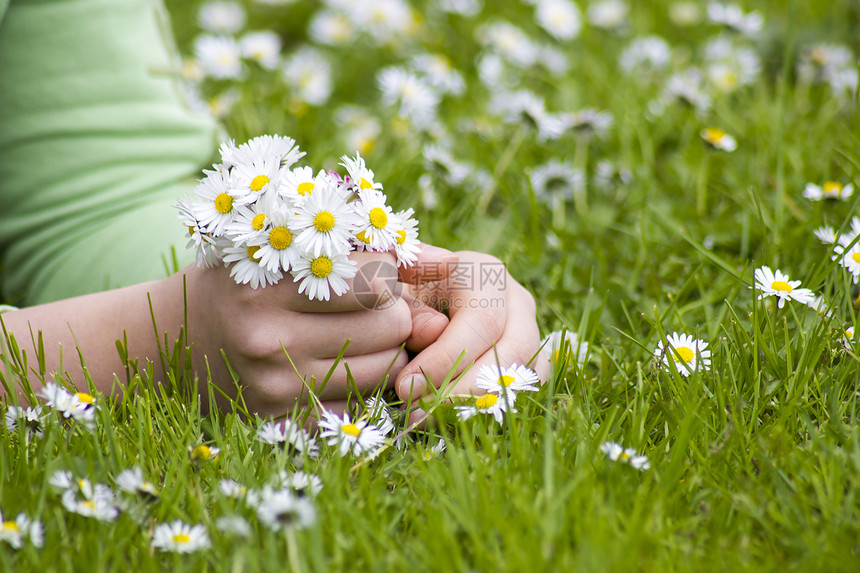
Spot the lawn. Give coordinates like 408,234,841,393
3,0,860,570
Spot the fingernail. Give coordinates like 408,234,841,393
403,373,428,398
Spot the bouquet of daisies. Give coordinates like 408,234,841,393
176,135,420,300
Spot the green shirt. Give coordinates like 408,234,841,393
0,0,217,305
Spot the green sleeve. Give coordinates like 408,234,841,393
0,0,218,305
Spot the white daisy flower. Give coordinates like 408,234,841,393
529,160,585,204
391,209,421,268
423,143,473,186
534,0,582,41
280,166,321,202
410,53,465,96
275,470,323,496
478,21,540,68
5,405,44,438
700,127,737,152
600,441,650,470
814,226,838,244
176,194,220,267
651,68,712,116
240,31,282,70
115,467,159,501
843,326,855,349
257,421,287,445
670,2,702,26
308,10,356,46
255,488,316,531
336,106,382,157
39,383,96,428
61,485,119,522
283,47,334,106
421,438,447,461
225,192,276,245
587,0,628,29
568,109,614,139
803,181,854,201
438,0,482,17
490,89,568,142
475,363,540,403
706,2,763,36
219,479,248,499
318,410,386,457
151,521,211,553
703,36,762,91
193,34,243,80
48,470,75,490
454,392,509,425
352,189,398,252
291,250,357,302
654,332,711,377
363,397,395,436
377,66,440,130
541,330,590,367
833,243,860,284
222,242,283,289
198,1,246,34
190,444,220,463
619,36,671,77
752,266,815,309
250,206,303,274
0,510,43,549
193,166,237,236
340,152,383,194
291,184,360,257
216,515,252,537
805,295,833,318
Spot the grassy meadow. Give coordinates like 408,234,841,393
3,0,860,570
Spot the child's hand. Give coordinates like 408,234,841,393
395,246,551,413
185,250,421,417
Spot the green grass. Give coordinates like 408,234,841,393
4,0,860,570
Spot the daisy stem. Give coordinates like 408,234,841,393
573,137,589,216
285,527,303,573
480,125,528,213
696,152,710,217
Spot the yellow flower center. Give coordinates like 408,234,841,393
297,182,315,196
703,128,725,144
369,207,388,229
475,394,498,410
314,211,336,233
619,451,631,461
251,213,266,230
673,347,694,363
247,245,261,260
396,229,406,245
852,253,860,264
75,392,95,404
1,521,19,532
82,500,96,511
360,177,373,190
191,445,212,461
215,192,233,214
342,423,361,437
311,256,333,278
188,225,196,236
269,227,292,250
172,533,191,544
771,280,793,293
250,174,270,191
356,230,371,244
823,181,843,194
498,375,515,387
